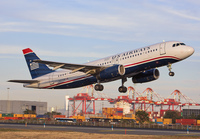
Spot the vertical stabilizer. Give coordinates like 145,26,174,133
22,48,53,79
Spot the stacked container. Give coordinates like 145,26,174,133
197,120,200,125
116,108,123,116
163,118,172,124
176,119,197,125
53,115,66,118
2,113,13,117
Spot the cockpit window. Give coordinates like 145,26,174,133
180,43,185,45
172,43,186,47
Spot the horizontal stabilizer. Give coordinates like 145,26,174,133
8,80,39,84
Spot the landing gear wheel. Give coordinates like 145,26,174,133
167,64,175,77
118,77,127,93
118,86,127,93
169,72,175,76
94,84,104,91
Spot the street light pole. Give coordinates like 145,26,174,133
7,88,10,100
7,88,10,113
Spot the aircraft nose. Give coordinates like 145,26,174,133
186,46,195,56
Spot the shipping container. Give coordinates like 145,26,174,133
117,113,123,116
53,115,66,118
125,114,132,118
14,114,23,117
23,114,31,118
163,118,172,124
176,119,181,123
36,115,45,118
30,114,36,118
2,113,13,117
197,120,200,125
0,114,2,118
181,119,196,125
157,122,163,124
110,108,116,114
156,118,163,122
176,119,196,125
4,117,19,120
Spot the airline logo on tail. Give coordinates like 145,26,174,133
30,62,39,70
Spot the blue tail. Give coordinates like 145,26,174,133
22,48,53,79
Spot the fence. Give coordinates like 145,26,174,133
0,120,199,131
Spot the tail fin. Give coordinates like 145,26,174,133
22,48,53,79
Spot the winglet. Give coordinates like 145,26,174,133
22,48,33,55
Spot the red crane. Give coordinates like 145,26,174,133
68,85,112,116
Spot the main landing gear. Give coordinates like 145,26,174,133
94,81,104,91
167,63,175,76
118,77,127,93
94,77,128,93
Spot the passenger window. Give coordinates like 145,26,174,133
172,44,175,47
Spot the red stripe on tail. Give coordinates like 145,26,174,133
22,48,33,55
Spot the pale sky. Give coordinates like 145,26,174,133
0,0,200,112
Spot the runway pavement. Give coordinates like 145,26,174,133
0,123,200,137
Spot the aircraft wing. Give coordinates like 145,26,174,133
8,80,39,84
33,59,107,75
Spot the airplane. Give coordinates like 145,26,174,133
8,41,194,93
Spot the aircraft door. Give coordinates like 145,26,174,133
159,43,166,55
115,57,119,64
49,73,54,85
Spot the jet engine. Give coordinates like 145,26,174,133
97,64,125,81
132,69,159,83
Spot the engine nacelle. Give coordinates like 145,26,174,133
97,65,125,80
132,69,159,83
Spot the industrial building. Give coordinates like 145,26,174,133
183,109,200,118
0,100,47,115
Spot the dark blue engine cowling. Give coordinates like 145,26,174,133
132,69,159,83
97,65,125,80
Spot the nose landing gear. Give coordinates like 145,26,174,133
167,64,175,76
